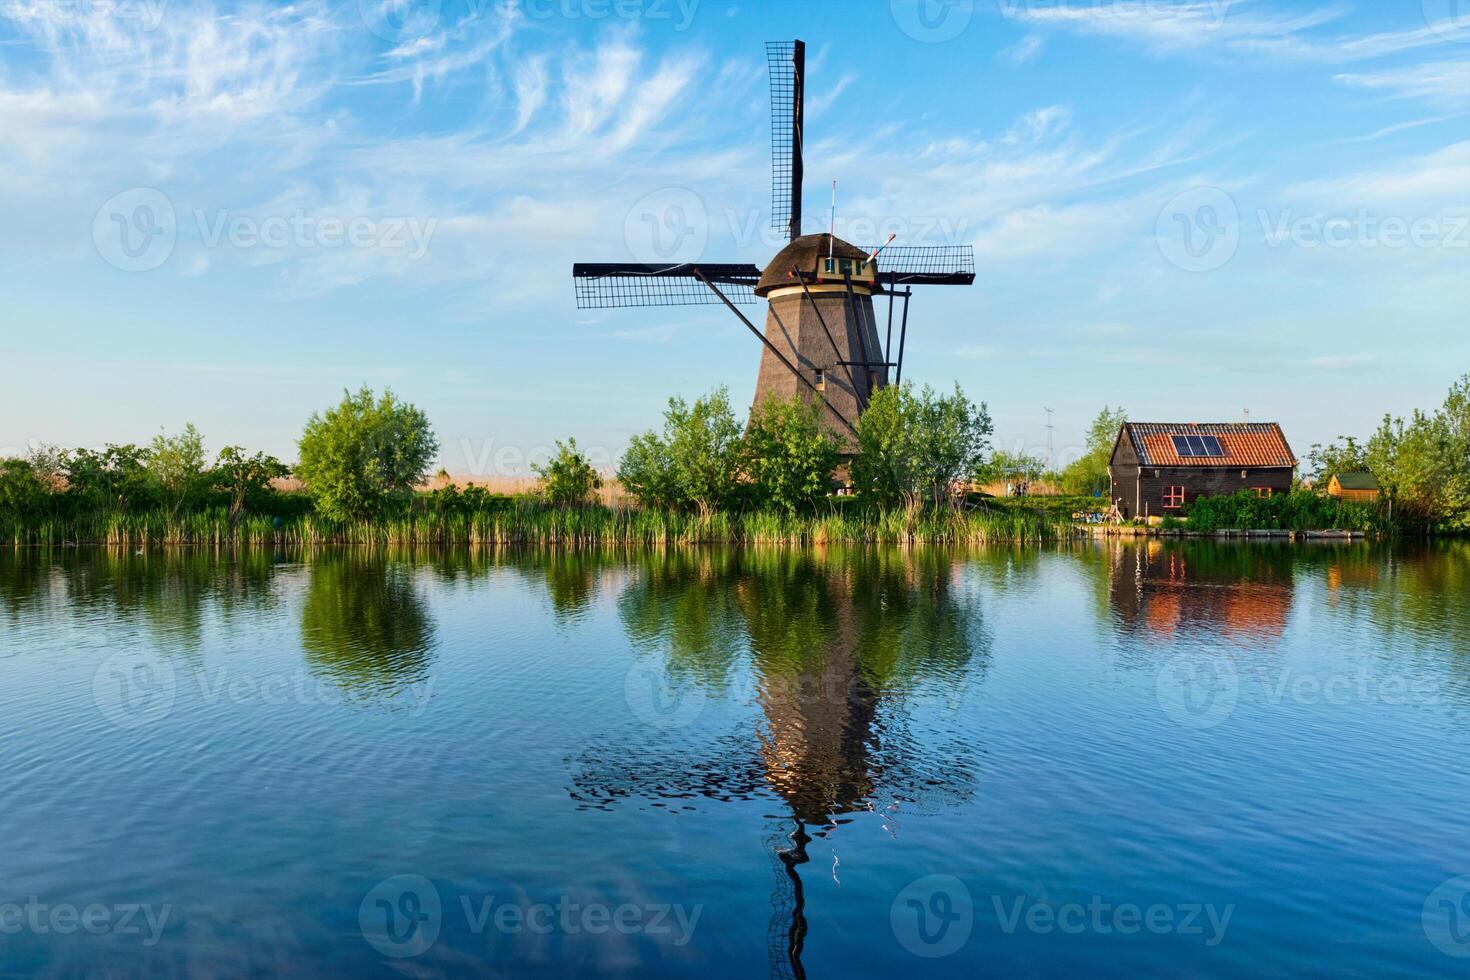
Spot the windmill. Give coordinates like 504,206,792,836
571,40,975,448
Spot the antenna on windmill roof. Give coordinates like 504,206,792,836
867,234,896,264
828,180,836,259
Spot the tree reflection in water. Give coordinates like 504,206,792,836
569,547,990,980
299,550,435,701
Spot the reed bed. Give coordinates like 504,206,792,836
3,502,1071,547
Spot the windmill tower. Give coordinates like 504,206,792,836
572,40,976,450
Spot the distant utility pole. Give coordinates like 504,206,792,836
1043,407,1055,470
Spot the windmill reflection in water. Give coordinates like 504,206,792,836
569,550,989,979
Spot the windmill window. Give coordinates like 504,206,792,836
814,368,825,391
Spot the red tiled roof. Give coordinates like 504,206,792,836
1124,422,1296,468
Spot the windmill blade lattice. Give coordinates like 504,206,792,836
863,245,976,286
572,263,761,309
766,40,804,241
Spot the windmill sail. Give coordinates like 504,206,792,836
572,263,761,309
766,40,804,242
862,245,976,286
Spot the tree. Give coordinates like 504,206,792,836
917,383,993,504
667,388,743,515
974,449,1048,489
618,388,743,514
535,438,603,506
1058,406,1127,495
148,423,207,516
617,430,679,511
64,445,154,511
212,446,289,519
1367,410,1449,527
23,444,66,492
1306,436,1370,484
743,396,840,514
0,459,47,520
849,382,993,511
295,386,439,521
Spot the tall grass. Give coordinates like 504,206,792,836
1,501,1072,547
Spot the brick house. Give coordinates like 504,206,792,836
1108,422,1297,519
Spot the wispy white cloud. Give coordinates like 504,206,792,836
1286,141,1470,208
807,72,855,116
1335,62,1470,109
999,34,1045,65
1001,0,1470,61
1306,353,1374,370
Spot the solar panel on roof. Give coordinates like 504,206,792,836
1198,435,1224,456
1186,435,1208,456
1171,435,1194,457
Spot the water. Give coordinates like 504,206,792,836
2,541,1468,977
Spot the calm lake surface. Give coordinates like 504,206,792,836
2,540,1468,977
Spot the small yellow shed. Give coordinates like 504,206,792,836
1327,472,1380,502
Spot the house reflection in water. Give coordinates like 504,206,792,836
569,549,986,980
1108,539,1296,643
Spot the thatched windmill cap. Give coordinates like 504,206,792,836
755,233,870,296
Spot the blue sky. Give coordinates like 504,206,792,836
1,0,1466,474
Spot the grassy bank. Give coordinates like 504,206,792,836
2,501,1073,547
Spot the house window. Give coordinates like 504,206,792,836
1252,487,1272,498
1163,485,1185,509
813,368,825,391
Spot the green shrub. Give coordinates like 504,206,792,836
295,386,439,521
148,423,208,516
1183,490,1384,532
743,396,840,514
1058,406,1126,495
849,382,992,511
618,388,743,514
535,438,603,506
